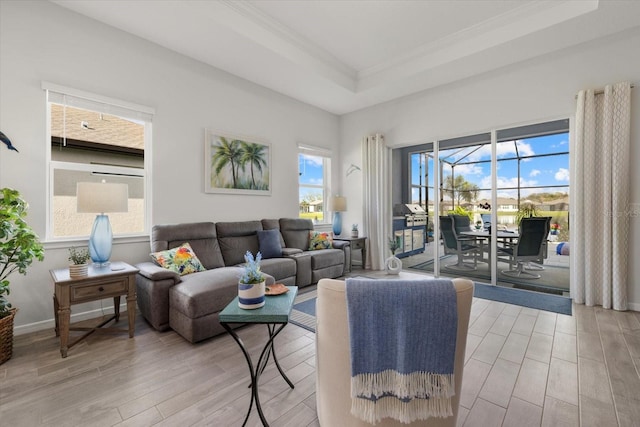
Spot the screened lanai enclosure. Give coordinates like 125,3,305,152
394,119,570,296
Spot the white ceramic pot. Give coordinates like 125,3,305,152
238,280,266,309
69,263,88,278
385,256,402,275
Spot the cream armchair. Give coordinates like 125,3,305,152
315,278,474,427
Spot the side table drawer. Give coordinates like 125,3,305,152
350,240,365,250
71,279,128,302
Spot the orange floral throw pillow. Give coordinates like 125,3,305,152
309,231,333,250
150,242,206,275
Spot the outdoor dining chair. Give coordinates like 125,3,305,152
498,217,549,279
440,216,480,271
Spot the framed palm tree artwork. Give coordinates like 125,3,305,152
205,130,271,195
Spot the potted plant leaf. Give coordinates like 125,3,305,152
238,251,265,309
68,247,90,278
0,188,45,365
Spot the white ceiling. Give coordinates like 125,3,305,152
52,0,640,115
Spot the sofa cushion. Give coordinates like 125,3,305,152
151,222,225,269
309,231,333,250
257,229,282,259
150,242,206,276
259,257,296,282
216,221,263,266
308,248,344,269
169,267,244,318
261,218,286,247
279,218,313,250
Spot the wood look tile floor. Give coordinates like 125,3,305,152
1,293,639,426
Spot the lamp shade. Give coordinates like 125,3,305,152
328,196,347,212
77,182,128,213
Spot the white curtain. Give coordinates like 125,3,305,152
361,134,391,270
573,82,631,310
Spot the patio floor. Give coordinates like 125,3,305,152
399,240,571,295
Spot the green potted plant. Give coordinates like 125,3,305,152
238,251,265,309
68,246,90,278
0,188,45,365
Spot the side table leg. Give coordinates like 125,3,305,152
221,323,265,426
53,294,60,337
113,296,121,322
362,246,367,269
126,293,136,338
262,324,294,389
59,307,71,358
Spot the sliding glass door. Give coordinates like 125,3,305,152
402,119,570,295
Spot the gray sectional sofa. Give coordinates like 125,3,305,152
135,218,350,343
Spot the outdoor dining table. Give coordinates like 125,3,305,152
460,229,519,264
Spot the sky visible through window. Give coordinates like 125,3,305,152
299,154,324,199
412,133,569,201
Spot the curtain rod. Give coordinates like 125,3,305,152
574,83,635,99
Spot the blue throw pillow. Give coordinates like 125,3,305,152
257,229,283,259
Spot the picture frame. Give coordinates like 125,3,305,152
204,130,271,195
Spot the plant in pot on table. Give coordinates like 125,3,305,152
386,236,402,275
238,251,266,309
68,246,90,278
0,188,45,365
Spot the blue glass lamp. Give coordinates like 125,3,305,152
329,196,347,236
77,181,129,268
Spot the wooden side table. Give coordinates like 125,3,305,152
50,261,138,358
333,236,367,271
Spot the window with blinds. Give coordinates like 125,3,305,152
298,144,332,224
44,82,153,239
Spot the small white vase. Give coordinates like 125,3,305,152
238,280,266,309
385,256,402,275
69,263,88,278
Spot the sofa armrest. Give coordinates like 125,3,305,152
136,261,181,283
135,262,182,332
281,247,304,256
286,252,312,287
331,240,351,274
331,240,349,250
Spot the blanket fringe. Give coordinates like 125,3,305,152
350,370,455,425
350,393,454,425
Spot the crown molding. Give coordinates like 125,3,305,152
219,0,358,92
358,0,599,92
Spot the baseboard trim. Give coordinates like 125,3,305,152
14,303,126,336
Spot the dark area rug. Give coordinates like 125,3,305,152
473,282,571,315
290,288,317,332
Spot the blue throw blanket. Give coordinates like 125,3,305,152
345,278,458,424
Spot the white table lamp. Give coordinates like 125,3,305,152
77,181,128,267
